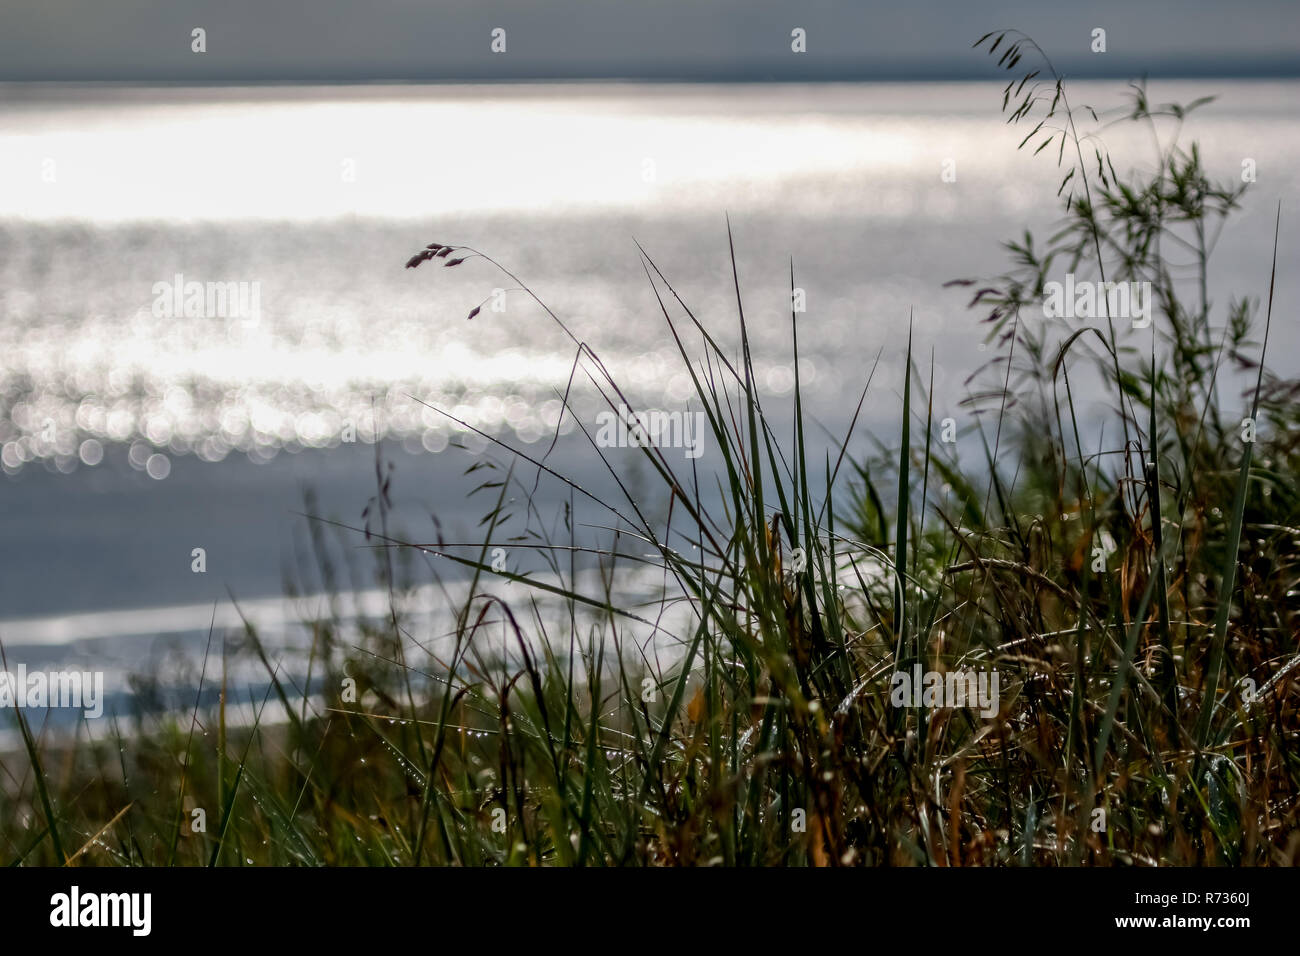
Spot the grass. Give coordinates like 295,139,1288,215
2,36,1298,866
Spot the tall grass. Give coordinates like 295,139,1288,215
2,37,1297,866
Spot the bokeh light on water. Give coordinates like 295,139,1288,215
2,81,1296,477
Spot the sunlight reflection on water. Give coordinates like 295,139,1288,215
2,81,1296,477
